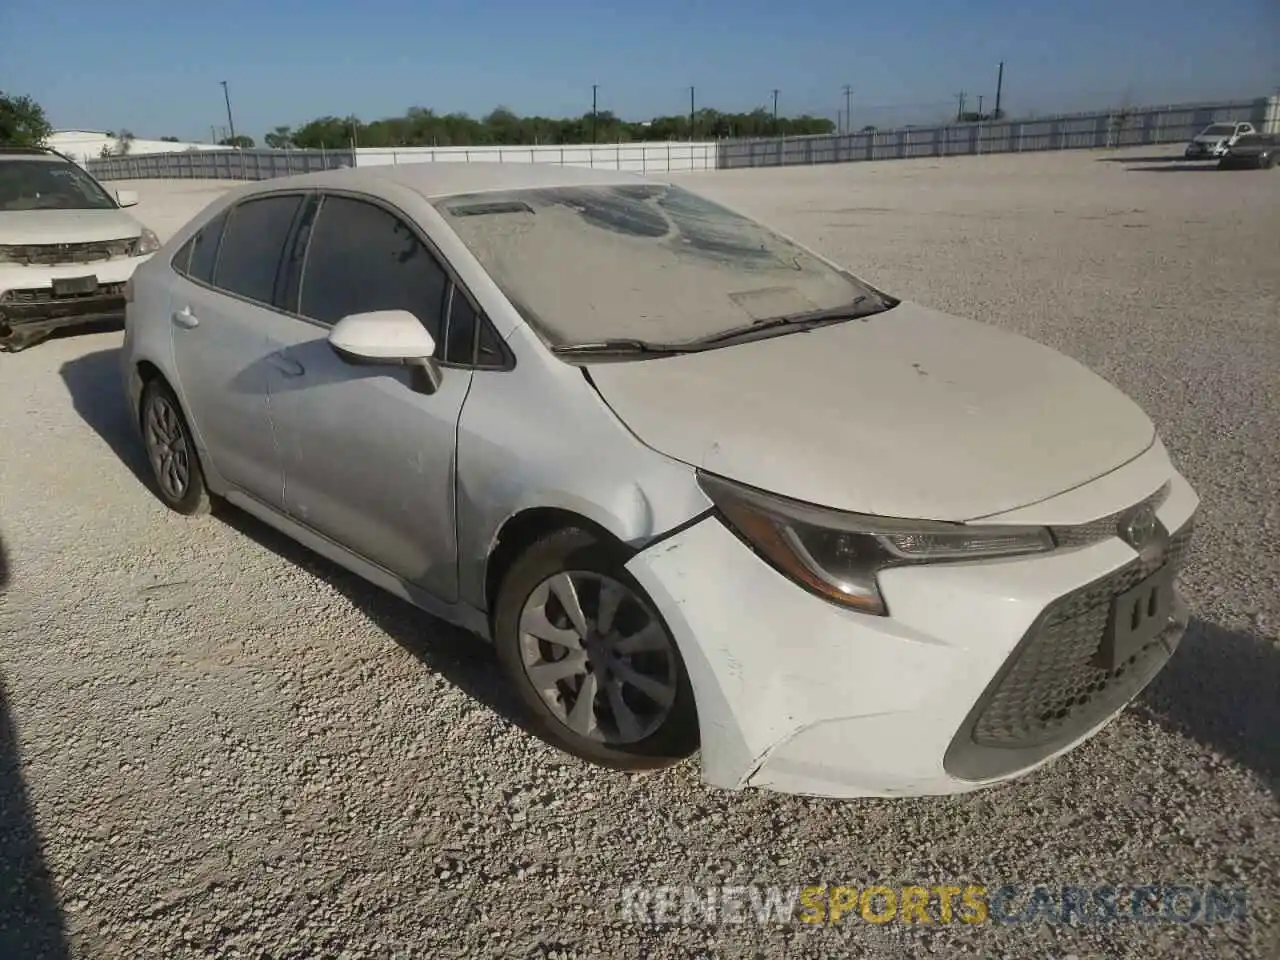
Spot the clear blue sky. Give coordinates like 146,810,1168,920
4,0,1277,141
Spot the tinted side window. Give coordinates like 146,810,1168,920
444,288,476,364
172,237,194,276
186,209,228,284
299,196,447,343
214,195,303,305
477,321,506,368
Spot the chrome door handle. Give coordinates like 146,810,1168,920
171,307,199,329
267,351,305,377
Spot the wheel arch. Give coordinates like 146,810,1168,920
483,506,636,627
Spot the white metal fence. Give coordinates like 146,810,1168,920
356,141,718,172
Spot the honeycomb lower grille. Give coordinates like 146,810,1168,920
0,238,138,265
1,283,125,305
970,520,1194,749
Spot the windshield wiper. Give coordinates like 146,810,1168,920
551,338,691,357
685,295,890,347
551,294,895,358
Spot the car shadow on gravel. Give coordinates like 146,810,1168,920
1137,618,1280,795
57,348,546,747
214,508,538,739
0,537,73,960
57,347,152,489
1094,154,1189,164
1126,164,1223,173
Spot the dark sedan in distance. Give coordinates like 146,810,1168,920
1217,134,1278,170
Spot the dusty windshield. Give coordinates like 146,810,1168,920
1201,125,1235,137
0,159,118,211
434,183,877,346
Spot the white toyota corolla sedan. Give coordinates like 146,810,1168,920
121,162,1198,799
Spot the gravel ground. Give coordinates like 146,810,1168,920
1,146,1277,960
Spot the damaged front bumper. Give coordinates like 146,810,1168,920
624,468,1198,799
1,257,149,352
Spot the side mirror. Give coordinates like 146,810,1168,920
327,309,443,394
116,189,139,208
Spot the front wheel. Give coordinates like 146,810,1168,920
493,528,699,770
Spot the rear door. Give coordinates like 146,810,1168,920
168,192,305,507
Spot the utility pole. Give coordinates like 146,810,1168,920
220,80,236,144
994,61,1005,119
978,95,984,120
771,89,779,133
956,91,966,122
842,85,853,135
591,84,599,143
689,86,695,141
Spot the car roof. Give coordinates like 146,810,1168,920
0,147,67,163
234,160,672,202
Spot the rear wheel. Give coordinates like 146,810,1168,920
493,528,699,770
140,379,211,516
1262,153,1275,170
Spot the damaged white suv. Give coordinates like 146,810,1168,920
0,145,160,351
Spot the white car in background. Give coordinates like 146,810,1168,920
1184,121,1256,159
120,163,1199,799
0,145,161,351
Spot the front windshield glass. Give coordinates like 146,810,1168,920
1201,124,1235,137
0,159,118,212
434,184,878,346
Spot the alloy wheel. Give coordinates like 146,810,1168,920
517,571,679,745
143,393,193,501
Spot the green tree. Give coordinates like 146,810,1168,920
219,134,256,148
264,126,293,148
0,91,52,147
277,103,835,151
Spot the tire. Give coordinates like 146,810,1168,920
493,527,699,770
1262,154,1275,170
139,378,212,516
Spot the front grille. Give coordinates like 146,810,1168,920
0,238,138,266
968,520,1194,752
0,282,126,305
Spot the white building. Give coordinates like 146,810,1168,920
45,130,229,164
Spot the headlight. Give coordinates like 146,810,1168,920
698,471,1054,616
136,227,161,255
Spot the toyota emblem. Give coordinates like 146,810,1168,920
1121,504,1158,550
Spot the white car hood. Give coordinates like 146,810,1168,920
0,208,142,245
586,301,1156,521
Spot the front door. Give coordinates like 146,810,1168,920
263,193,474,601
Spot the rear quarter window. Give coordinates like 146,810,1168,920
180,208,230,284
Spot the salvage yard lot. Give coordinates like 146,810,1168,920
1,146,1277,959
